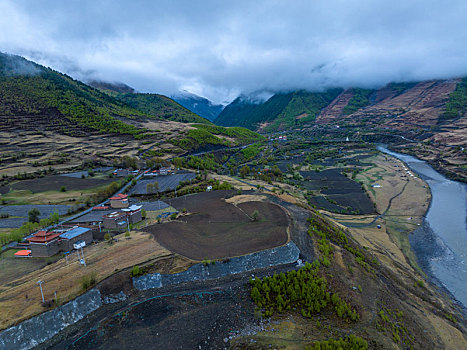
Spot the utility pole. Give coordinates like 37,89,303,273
37,280,45,303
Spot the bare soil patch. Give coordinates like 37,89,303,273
6,175,114,193
144,191,289,260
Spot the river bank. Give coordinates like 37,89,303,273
378,145,467,311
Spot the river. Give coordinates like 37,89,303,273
377,146,467,309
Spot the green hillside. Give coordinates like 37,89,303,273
116,93,211,124
268,89,342,130
171,124,264,151
214,96,264,128
0,52,261,155
342,88,375,115
442,77,467,121
216,89,342,131
0,52,147,136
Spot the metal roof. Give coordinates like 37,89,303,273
121,205,142,212
60,227,91,240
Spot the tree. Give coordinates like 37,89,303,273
104,233,111,242
28,208,40,223
146,183,154,194
50,211,60,225
60,186,66,192
240,165,250,178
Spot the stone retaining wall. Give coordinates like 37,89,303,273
0,289,102,350
134,242,300,290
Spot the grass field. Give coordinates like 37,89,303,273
144,191,289,260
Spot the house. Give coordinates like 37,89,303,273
109,193,129,208
159,167,171,175
113,169,130,177
143,170,159,177
121,205,143,224
27,230,62,257
103,211,128,229
59,227,93,251
93,205,110,210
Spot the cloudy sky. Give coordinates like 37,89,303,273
1,0,466,104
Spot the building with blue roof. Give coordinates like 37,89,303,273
59,227,93,251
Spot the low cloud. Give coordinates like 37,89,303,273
1,0,466,103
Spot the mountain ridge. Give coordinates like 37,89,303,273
172,91,224,122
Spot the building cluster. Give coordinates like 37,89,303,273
143,167,173,177
14,193,144,258
269,135,288,141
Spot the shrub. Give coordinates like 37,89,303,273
251,210,259,221
28,208,40,223
131,265,143,277
81,272,98,290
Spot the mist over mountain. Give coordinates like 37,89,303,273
172,91,224,122
2,1,466,103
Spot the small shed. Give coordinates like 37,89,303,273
73,240,86,249
14,250,31,257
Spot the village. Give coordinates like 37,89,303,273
8,165,188,259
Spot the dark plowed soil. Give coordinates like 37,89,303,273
144,191,289,260
6,175,114,193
